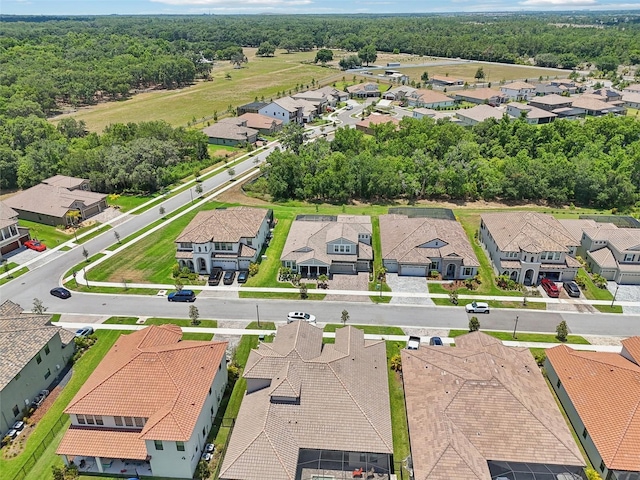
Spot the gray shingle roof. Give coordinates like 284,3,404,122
201,122,258,142
220,322,393,480
176,207,269,244
4,183,106,218
0,200,19,229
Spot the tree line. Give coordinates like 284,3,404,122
260,116,639,210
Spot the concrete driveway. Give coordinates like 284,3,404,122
386,273,434,305
324,273,371,303
607,282,640,314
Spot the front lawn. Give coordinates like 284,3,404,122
106,193,157,213
324,324,404,335
369,216,392,304
104,317,218,328
0,266,29,286
17,220,72,247
449,329,590,344
575,269,613,301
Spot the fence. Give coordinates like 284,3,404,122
388,207,456,221
9,414,69,480
578,214,640,228
211,418,235,480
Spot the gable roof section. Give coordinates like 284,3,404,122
622,337,640,365
356,114,400,129
4,183,106,218
455,88,506,101
201,122,258,141
456,104,507,123
546,343,640,472
481,212,578,253
238,112,282,130
220,322,393,480
403,332,585,480
410,89,453,104
64,325,227,441
379,214,479,267
0,200,19,229
584,226,640,253
176,207,269,244
501,81,535,91
41,175,87,190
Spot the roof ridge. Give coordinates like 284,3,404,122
264,421,296,480
609,396,640,466
572,351,640,373
385,217,429,258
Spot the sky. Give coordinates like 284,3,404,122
2,0,640,15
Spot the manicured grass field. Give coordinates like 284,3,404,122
105,193,157,212
324,324,404,335
75,224,112,244
575,268,613,301
399,63,569,84
449,329,590,344
17,220,74,247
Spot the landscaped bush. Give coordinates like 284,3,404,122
429,270,441,279
248,262,259,277
496,275,524,291
469,316,480,332
592,273,608,289
533,351,547,366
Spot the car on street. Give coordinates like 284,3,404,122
429,336,444,346
287,311,316,324
465,301,490,314
167,290,196,302
540,278,560,298
563,281,581,298
237,271,249,284
223,270,236,285
208,267,223,286
345,105,353,110
50,287,72,299
24,240,46,252
75,326,94,337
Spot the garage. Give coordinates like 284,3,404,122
330,263,356,275
212,259,238,271
399,264,427,277
618,273,640,285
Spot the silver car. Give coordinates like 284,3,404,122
465,301,490,314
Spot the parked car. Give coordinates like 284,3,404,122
75,326,94,337
540,278,560,298
208,267,223,286
204,443,215,453
237,271,249,284
287,311,316,324
429,336,443,346
406,336,420,350
563,281,581,298
50,287,71,299
223,270,236,285
24,240,46,252
345,105,353,110
167,290,196,302
257,136,268,142
465,301,490,314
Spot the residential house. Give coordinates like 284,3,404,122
57,325,228,479
480,212,580,285
623,92,640,109
236,101,268,116
529,94,573,112
0,201,30,256
506,102,557,124
355,114,400,135
403,331,585,480
237,113,283,134
453,88,507,106
346,82,380,98
622,84,640,94
381,85,417,101
589,87,623,102
201,118,258,146
412,108,455,122
500,81,536,101
280,215,372,277
258,97,304,125
4,176,108,227
570,95,626,116
536,79,579,96
455,104,509,126
579,225,640,284
292,90,330,111
406,89,454,108
314,85,349,103
545,338,640,480
219,321,394,480
175,207,272,273
428,74,464,87
1,300,76,434
379,214,479,278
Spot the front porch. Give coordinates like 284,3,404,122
63,455,152,477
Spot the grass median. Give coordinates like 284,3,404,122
449,329,590,344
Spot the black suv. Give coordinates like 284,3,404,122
223,270,236,285
208,267,223,286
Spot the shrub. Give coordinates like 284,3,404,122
533,351,547,366
227,363,241,384
172,264,181,278
556,320,568,342
449,290,459,305
592,273,608,289
390,354,402,372
469,316,480,332
429,270,440,278
574,275,586,288
248,262,259,277
299,283,308,299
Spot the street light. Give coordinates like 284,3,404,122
189,188,194,204
256,304,261,328
611,285,619,307
513,315,519,340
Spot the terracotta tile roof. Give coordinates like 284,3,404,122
507,102,557,119
176,207,269,244
583,226,640,252
455,88,506,101
347,82,378,93
355,114,400,129
546,343,640,472
531,94,572,106
625,84,640,93
64,325,227,441
481,212,578,253
403,332,584,480
379,214,479,267
4,183,107,218
238,112,283,130
622,337,640,364
201,122,258,142
57,427,148,460
588,247,618,268
409,89,453,104
220,322,393,480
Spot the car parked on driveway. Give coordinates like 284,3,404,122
204,443,215,453
237,271,249,284
563,281,581,298
429,336,444,346
75,326,94,337
540,278,560,298
24,240,46,252
208,267,223,286
406,336,420,350
223,270,236,285
287,311,316,324
167,290,196,302
50,287,72,299
465,301,490,314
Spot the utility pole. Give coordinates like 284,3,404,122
513,315,519,340
611,285,619,307
256,304,261,328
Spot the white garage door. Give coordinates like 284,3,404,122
618,273,640,285
212,259,238,271
400,265,427,277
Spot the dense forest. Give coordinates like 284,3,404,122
259,116,640,210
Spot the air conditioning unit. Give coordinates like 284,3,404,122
56,365,61,370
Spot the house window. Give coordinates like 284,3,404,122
77,415,86,425
154,440,164,451
624,254,634,262
599,461,605,472
86,415,95,425
556,379,562,388
14,373,20,381
246,239,253,246
214,242,233,251
582,428,588,439
13,405,20,417
115,416,123,426
209,387,212,395
36,353,42,364
202,427,206,437
134,417,145,427
124,417,134,427
45,344,50,355
430,262,440,270
95,416,103,425
44,368,51,380
176,441,185,452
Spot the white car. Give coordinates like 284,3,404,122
465,301,490,314
201,452,212,462
287,312,316,324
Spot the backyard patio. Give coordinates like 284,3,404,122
68,456,152,477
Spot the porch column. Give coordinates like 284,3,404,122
96,457,103,473
62,455,70,467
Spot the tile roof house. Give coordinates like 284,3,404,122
579,224,640,284
453,88,507,106
202,118,259,146
412,107,455,122
480,212,580,285
506,102,557,124
403,331,585,480
0,200,31,256
500,81,536,101
382,85,417,101
57,325,228,479
347,82,381,98
529,94,574,112
379,214,479,278
0,300,76,434
623,92,640,109
280,215,372,277
219,321,394,480
237,113,283,134
314,85,349,102
571,95,626,116
236,101,268,116
258,96,314,124
355,114,400,135
406,89,454,108
455,104,510,126
4,176,108,227
545,339,640,480
623,84,640,94
175,207,273,274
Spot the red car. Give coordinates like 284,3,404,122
24,240,47,252
540,278,559,298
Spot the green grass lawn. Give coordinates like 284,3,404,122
431,298,546,310
575,269,613,301
182,332,214,341
449,329,590,344
386,341,410,473
75,224,112,244
0,330,124,480
17,220,73,247
63,283,162,295
106,193,157,212
104,316,218,328
62,253,107,280
0,266,29,286
324,324,404,335
369,216,392,304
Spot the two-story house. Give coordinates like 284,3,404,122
406,89,454,109
175,207,273,274
480,212,580,285
0,201,30,256
258,97,305,124
379,214,479,278
280,215,372,277
506,102,557,124
499,81,536,101
346,82,380,98
382,85,417,101
579,225,640,284
57,325,228,479
1,300,76,434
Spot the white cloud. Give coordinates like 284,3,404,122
150,0,311,5
519,0,597,5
